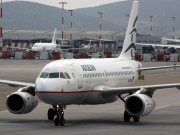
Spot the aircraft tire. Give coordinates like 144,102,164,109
124,111,131,122
60,118,65,126
54,117,60,126
48,108,55,120
133,117,140,122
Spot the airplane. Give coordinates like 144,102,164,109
161,37,180,43
6,28,63,52
79,38,114,50
136,37,180,50
31,28,58,52
1,1,180,127
79,40,93,50
136,43,180,50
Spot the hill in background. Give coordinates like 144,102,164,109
2,0,180,37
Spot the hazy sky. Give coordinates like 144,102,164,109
3,0,127,9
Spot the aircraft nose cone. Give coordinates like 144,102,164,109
35,78,63,92
35,78,54,92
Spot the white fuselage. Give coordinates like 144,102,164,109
32,43,57,52
35,58,141,105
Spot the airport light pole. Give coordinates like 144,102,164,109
68,9,73,55
149,16,153,36
172,17,175,39
59,2,67,47
126,14,129,21
0,0,2,47
68,10,73,40
98,12,102,39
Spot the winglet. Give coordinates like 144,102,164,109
51,28,57,44
119,1,138,60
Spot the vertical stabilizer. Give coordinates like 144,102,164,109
51,28,57,44
119,1,138,60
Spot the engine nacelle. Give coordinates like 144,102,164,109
6,91,38,114
125,94,155,117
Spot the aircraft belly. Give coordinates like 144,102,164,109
37,88,118,105
37,93,81,105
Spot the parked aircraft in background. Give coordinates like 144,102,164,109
7,28,61,52
31,28,58,52
136,43,180,49
161,37,180,43
1,1,180,127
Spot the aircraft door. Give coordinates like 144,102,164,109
72,64,83,89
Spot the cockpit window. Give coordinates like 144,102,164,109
40,72,49,78
49,72,59,78
64,72,71,79
60,72,66,79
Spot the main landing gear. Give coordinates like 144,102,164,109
124,111,140,122
47,105,66,126
118,95,140,123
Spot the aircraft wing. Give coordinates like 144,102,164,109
139,65,180,71
56,45,68,47
136,43,180,48
0,79,35,88
8,46,29,50
102,83,180,97
7,46,32,51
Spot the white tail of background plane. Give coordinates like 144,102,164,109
119,1,138,60
51,28,57,44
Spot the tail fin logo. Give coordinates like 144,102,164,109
124,16,138,54
124,43,136,53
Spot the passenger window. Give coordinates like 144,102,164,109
60,72,66,79
49,72,59,78
64,72,71,79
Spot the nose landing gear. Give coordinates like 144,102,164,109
48,105,66,126
54,105,65,126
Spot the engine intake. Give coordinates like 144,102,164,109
6,91,38,114
125,94,155,117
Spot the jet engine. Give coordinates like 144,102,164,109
125,94,155,117
6,87,38,114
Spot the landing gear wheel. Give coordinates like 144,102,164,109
54,117,60,126
60,118,65,126
133,117,140,122
48,108,55,120
124,111,131,122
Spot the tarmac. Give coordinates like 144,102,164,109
0,59,180,135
